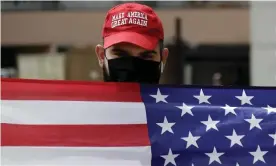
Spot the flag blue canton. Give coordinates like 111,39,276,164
140,85,276,166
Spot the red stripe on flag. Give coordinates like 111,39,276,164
1,78,142,102
1,123,150,147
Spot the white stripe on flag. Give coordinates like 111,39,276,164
1,100,147,124
2,146,152,166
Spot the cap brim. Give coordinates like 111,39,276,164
104,32,159,50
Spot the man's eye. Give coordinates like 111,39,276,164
114,52,129,57
141,54,153,59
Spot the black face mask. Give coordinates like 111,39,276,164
103,56,161,84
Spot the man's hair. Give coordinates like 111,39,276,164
159,40,164,55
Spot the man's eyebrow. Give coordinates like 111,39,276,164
111,48,128,53
140,50,157,55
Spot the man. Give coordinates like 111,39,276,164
95,2,169,84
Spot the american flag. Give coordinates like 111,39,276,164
1,78,276,166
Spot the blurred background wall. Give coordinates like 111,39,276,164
1,1,275,86
1,8,249,45
250,1,276,86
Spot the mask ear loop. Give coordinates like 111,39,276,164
160,48,165,74
160,62,164,74
103,49,108,61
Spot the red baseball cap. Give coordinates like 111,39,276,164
102,2,164,50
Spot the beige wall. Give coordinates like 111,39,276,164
1,9,249,46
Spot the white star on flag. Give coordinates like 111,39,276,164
156,116,176,135
161,148,179,166
201,115,220,131
249,145,268,164
193,89,212,104
235,90,254,105
245,114,263,130
221,104,237,116
205,147,225,164
236,163,240,166
175,103,195,117
269,132,276,145
225,129,245,147
150,88,168,103
181,131,201,149
263,105,276,114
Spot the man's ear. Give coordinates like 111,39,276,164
95,44,105,68
161,48,169,72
